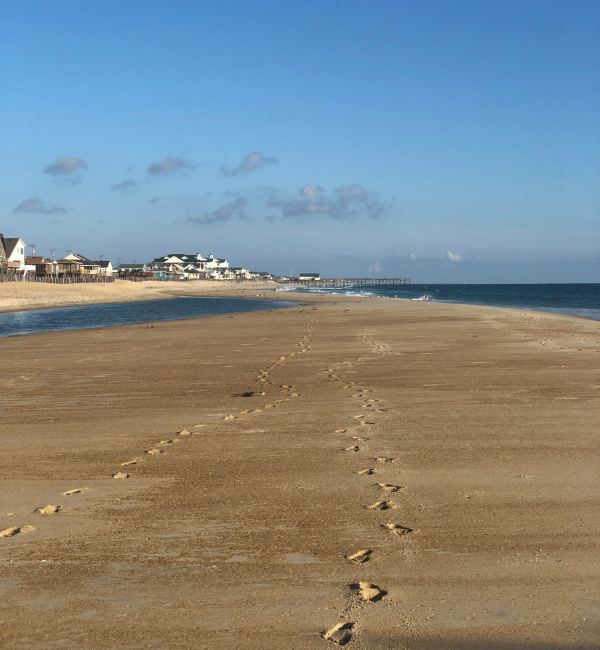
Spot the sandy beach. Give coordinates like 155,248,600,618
1,287,599,649
0,279,278,313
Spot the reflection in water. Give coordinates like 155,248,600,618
0,296,297,338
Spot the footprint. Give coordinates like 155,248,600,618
63,488,85,496
335,429,347,434
145,448,164,455
368,500,395,511
322,622,353,645
112,472,130,479
0,525,34,538
357,582,384,601
160,439,180,445
193,424,207,428
383,523,414,536
291,393,300,397
352,437,369,441
353,415,365,419
35,505,61,515
240,410,251,414
121,459,142,466
357,468,375,475
264,404,274,408
374,457,397,463
179,429,192,436
224,415,237,421
346,549,372,563
377,483,403,492
344,445,360,452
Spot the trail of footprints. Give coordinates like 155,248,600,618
1,319,318,545
2,317,411,645
321,329,416,646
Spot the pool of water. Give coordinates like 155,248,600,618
0,296,298,338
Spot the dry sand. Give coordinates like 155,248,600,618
0,278,277,313
0,288,599,649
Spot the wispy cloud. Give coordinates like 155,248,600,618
220,151,279,177
146,157,195,175
112,179,137,192
187,197,247,224
13,197,68,214
43,155,87,184
149,196,161,203
268,183,389,220
441,251,462,262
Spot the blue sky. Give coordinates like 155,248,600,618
1,0,599,281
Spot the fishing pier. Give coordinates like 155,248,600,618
284,277,410,287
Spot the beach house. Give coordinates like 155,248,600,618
0,234,26,275
149,253,231,280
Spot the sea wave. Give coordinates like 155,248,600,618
277,283,600,321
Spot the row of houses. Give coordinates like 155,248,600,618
1,234,313,282
117,253,274,281
1,236,113,278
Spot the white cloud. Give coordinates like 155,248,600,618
112,179,137,192
441,251,462,262
220,151,279,176
268,183,389,220
409,253,417,260
187,197,247,224
43,155,87,176
146,157,194,175
13,197,68,214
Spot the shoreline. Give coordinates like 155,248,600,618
1,280,598,327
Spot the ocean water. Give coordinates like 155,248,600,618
0,296,297,338
279,283,600,321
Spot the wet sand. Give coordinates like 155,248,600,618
1,293,599,649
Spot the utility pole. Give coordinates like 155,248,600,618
98,254,105,261
48,249,57,276
27,243,38,256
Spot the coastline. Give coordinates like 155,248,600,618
1,294,598,648
0,279,280,314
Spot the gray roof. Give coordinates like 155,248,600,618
2,237,21,258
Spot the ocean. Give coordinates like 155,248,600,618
279,283,600,321
0,296,297,338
